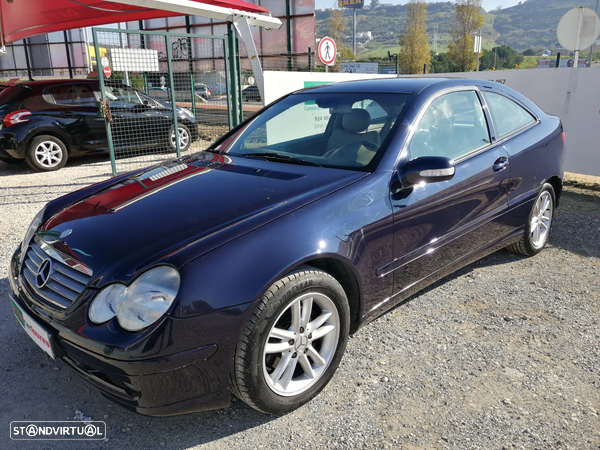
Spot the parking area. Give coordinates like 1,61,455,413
0,159,599,450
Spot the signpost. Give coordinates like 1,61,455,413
473,30,482,71
338,0,364,56
557,6,600,67
103,66,111,78
318,37,337,70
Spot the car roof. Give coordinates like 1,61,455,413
296,77,491,95
14,79,98,88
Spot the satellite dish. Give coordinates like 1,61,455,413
557,6,600,51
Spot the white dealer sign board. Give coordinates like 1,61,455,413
111,48,160,72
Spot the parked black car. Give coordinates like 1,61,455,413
0,79,199,171
242,85,261,102
9,78,564,416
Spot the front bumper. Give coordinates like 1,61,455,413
8,248,244,417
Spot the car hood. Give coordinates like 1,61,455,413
38,153,366,286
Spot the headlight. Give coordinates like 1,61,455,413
21,207,46,254
179,107,193,117
88,284,126,324
88,266,180,332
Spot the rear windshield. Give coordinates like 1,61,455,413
0,86,31,107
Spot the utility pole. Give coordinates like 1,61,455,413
475,29,481,71
352,8,357,56
494,46,497,68
589,0,600,65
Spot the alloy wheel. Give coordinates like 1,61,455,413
171,127,190,149
530,190,553,248
34,141,64,168
262,292,340,396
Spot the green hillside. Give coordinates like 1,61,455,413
316,0,600,55
494,0,598,50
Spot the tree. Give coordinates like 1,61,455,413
371,0,381,8
478,45,524,71
328,4,347,71
398,1,431,74
447,0,484,72
430,51,455,73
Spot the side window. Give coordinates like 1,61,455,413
409,90,490,160
104,86,142,107
482,91,536,139
47,84,97,107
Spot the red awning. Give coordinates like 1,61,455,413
1,0,270,44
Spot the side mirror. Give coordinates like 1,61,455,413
402,156,455,186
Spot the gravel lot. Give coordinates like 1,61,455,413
1,155,599,450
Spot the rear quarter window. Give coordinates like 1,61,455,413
482,91,536,140
0,86,31,107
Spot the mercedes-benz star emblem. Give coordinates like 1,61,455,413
59,229,73,239
36,259,53,288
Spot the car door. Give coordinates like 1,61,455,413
388,88,512,295
479,90,540,208
43,83,106,150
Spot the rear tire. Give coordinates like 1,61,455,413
25,135,68,171
230,266,350,414
507,183,555,256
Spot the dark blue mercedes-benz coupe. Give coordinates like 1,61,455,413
8,78,564,416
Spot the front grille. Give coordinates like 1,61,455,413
21,239,92,310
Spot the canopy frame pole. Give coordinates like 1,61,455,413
103,0,282,29
0,8,6,54
232,16,264,104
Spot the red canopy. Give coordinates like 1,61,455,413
1,0,270,44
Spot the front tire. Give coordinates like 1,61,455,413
25,135,68,171
169,124,191,152
507,183,555,256
230,266,350,414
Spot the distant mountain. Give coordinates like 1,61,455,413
316,0,600,54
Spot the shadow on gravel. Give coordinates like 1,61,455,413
550,190,600,258
0,153,113,177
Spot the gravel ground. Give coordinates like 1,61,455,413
0,155,599,450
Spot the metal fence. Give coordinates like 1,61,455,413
92,27,236,176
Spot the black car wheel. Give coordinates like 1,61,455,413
26,135,68,171
169,124,192,152
507,183,555,256
230,266,350,414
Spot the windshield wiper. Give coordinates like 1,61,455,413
240,152,322,167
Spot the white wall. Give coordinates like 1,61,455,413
263,71,396,105
263,68,600,177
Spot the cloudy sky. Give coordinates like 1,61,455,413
315,0,523,12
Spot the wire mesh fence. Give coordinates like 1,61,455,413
92,28,231,175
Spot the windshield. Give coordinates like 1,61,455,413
210,91,410,171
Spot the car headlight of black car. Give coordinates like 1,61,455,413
21,207,46,255
89,266,180,331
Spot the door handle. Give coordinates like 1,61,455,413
493,157,509,172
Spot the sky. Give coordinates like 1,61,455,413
315,0,523,13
